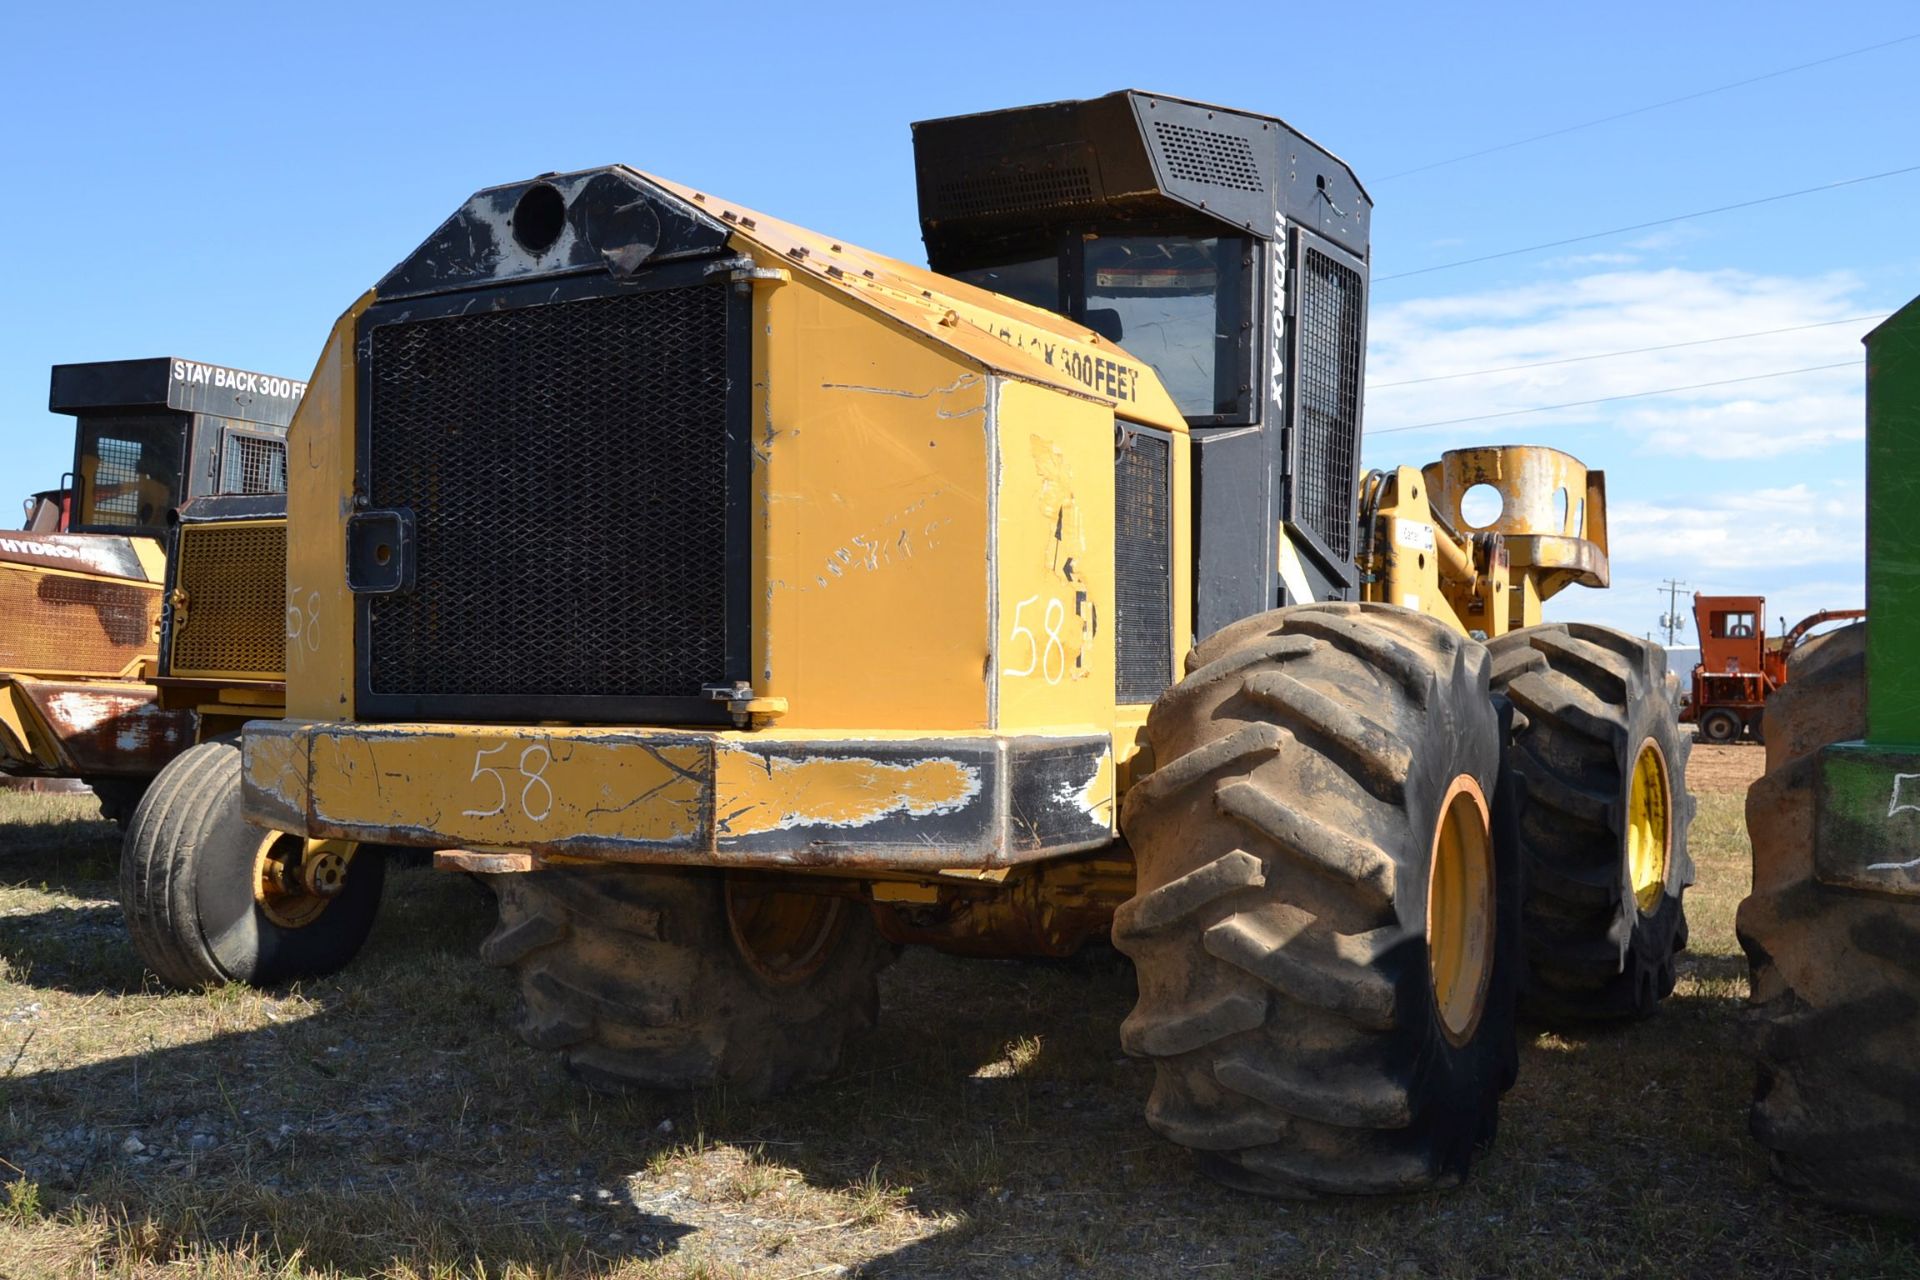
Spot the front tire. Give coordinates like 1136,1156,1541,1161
121,741,384,988
481,867,893,1097
1698,708,1742,744
1489,624,1694,1021
1115,603,1517,1197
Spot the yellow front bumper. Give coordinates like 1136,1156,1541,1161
242,719,1115,872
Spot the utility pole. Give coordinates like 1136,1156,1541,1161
1656,579,1690,646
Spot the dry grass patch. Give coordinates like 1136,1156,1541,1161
0,772,1913,1278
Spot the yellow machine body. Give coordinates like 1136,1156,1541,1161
246,174,1197,889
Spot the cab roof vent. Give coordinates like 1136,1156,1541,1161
1151,120,1264,192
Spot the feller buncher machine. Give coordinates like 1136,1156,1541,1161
1738,299,1920,1219
1,359,298,821
124,92,1693,1196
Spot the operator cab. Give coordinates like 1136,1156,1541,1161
913,91,1372,635
1693,593,1768,677
48,358,305,539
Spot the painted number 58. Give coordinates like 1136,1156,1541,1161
1007,594,1068,685
461,742,555,822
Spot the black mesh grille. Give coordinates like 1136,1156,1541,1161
364,284,733,704
1151,121,1264,192
221,434,287,494
1115,432,1172,703
1295,248,1363,565
934,166,1095,219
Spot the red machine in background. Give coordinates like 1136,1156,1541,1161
1680,594,1865,742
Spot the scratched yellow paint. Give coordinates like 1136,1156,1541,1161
1075,748,1117,832
994,380,1115,733
243,726,307,827
294,725,709,847
258,719,985,849
758,273,992,731
652,175,1186,434
284,295,373,722
711,750,979,837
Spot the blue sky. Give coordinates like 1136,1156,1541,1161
4,1,1913,643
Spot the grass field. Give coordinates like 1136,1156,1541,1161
0,747,1914,1279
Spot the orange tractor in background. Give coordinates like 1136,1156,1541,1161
1680,594,1864,743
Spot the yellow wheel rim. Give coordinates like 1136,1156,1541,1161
1627,739,1671,914
1427,775,1495,1047
724,880,847,986
253,835,353,929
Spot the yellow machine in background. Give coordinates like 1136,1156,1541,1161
121,91,1692,1198
0,359,298,822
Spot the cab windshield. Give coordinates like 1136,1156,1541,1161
74,415,185,536
1084,237,1246,419
953,234,1252,423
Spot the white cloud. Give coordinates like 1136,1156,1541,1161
1543,483,1864,639
1609,483,1863,574
1364,266,1876,460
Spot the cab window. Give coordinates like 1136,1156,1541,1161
948,235,1255,425
1083,236,1249,420
74,414,185,536
1712,612,1756,639
951,256,1061,313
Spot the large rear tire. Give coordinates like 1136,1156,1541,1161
1736,623,1920,1218
481,867,892,1097
121,741,385,988
1488,624,1694,1021
1114,602,1517,1197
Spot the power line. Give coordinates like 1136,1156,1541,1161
1378,33,1920,181
1374,163,1920,282
1368,361,1857,436
1368,314,1889,389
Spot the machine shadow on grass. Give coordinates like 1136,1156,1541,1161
0,860,1164,1275
0,805,148,997
0,807,118,878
